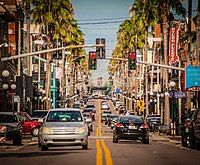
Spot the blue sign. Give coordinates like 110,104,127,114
116,88,121,94
169,91,186,98
185,65,200,88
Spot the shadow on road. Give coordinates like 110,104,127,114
0,150,82,158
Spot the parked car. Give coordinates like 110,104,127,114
146,114,161,132
181,108,200,149
113,115,149,144
0,112,22,145
38,108,88,151
18,112,42,136
32,110,48,122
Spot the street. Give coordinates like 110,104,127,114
0,99,200,165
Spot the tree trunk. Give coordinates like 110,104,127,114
162,1,170,126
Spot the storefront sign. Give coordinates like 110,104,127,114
169,22,179,65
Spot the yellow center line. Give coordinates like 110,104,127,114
95,99,113,165
96,140,103,165
101,140,113,165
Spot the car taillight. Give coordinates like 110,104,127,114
116,123,124,128
140,124,148,129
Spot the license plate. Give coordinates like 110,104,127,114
129,125,136,129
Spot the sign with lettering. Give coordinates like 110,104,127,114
169,22,180,65
185,65,200,89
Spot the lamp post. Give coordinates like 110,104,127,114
160,93,165,124
1,70,16,112
149,91,154,114
169,81,176,138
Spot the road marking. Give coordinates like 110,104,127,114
95,99,113,165
96,140,103,165
101,140,113,165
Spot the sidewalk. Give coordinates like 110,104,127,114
150,132,181,145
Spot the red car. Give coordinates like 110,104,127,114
18,112,42,137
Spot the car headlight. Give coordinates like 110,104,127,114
76,127,86,134
42,127,52,134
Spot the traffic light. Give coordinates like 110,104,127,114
128,52,136,70
96,38,106,59
89,51,97,70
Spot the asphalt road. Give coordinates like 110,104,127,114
0,99,200,165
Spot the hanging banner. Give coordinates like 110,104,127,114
169,21,180,65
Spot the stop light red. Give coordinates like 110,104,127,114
128,52,136,70
89,51,97,70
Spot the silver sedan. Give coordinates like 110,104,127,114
38,108,88,151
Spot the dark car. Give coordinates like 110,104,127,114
0,112,22,145
82,108,96,121
181,108,200,149
146,114,161,132
105,114,119,126
32,110,48,122
113,115,149,144
101,111,112,123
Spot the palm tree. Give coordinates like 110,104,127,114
23,0,88,109
129,0,186,124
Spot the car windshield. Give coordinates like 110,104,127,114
119,116,142,124
0,114,18,123
83,109,93,113
33,111,48,118
86,104,95,108
46,111,83,122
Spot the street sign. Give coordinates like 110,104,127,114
116,88,121,94
169,91,186,98
13,95,20,103
185,65,200,89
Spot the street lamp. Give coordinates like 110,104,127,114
169,81,176,138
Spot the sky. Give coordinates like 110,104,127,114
71,0,134,81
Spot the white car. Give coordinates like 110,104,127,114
116,101,124,110
101,104,110,110
38,108,88,151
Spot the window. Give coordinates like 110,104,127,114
47,111,83,122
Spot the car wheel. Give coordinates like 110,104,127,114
82,142,88,150
13,137,22,145
113,136,118,143
41,145,48,151
186,135,195,149
142,137,149,144
38,142,41,148
32,128,39,137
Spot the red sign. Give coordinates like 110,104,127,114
169,22,179,65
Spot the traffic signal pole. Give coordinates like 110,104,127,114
1,44,105,62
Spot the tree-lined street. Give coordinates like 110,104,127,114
1,0,200,164
1,99,200,165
